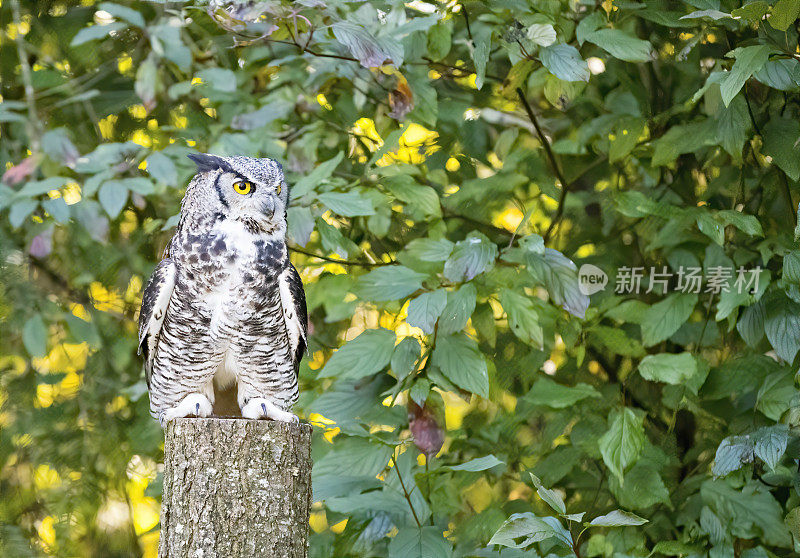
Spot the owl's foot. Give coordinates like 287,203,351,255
241,398,299,423
160,393,213,426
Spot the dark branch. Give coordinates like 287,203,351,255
288,245,395,267
515,88,570,243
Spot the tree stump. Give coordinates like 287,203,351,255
159,418,313,558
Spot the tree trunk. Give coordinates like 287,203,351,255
159,418,313,558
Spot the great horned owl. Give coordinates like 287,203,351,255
137,153,307,425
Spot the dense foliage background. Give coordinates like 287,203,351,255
3,0,800,556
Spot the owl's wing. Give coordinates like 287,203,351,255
137,258,177,387
278,262,308,372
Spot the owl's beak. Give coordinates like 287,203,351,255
260,196,275,218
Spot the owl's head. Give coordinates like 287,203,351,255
186,152,289,233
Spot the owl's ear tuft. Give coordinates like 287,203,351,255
187,153,234,174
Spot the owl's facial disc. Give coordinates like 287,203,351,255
217,172,284,226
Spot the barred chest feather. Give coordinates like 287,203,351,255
174,218,286,336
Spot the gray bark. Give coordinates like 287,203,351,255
159,418,312,558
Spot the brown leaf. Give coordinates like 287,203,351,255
28,228,53,259
389,76,414,121
408,401,444,458
3,156,38,186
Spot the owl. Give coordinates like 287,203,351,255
137,153,307,425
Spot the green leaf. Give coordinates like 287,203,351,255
70,22,126,46
712,435,754,477
146,152,177,185
527,23,557,46
385,180,441,217
287,206,314,247
65,314,100,348
715,95,750,159
332,22,402,69
389,527,452,558
443,232,497,282
318,328,396,379
98,1,146,27
431,333,489,397
404,238,454,262
292,152,343,199
738,301,765,347
309,380,381,430
489,513,558,548
701,480,792,547
449,455,505,471
696,212,725,245
599,408,645,483
196,68,237,93
526,249,589,319
41,129,78,166
539,43,590,82
585,28,653,63
732,1,770,23
680,9,732,20
717,209,763,237
588,326,645,357
391,337,420,381
608,462,670,509
651,541,704,556
356,266,426,301
499,289,543,347
524,377,601,408
757,371,796,420
471,25,491,90
316,219,357,258
609,117,646,162
438,283,476,335
753,425,789,470
640,293,697,347
42,198,69,224
770,0,800,30
9,199,38,228
317,192,375,217
98,181,129,218
651,121,715,166
529,473,566,514
754,58,800,91
17,177,71,197
764,300,800,362
23,315,48,358
762,117,800,181
784,251,800,283
638,352,698,385
719,45,771,106
427,22,452,60
588,510,648,527
134,55,159,109
407,289,447,334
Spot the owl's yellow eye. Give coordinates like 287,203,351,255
276,184,282,195
233,180,253,195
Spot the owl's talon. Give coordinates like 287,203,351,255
162,393,213,423
242,397,297,422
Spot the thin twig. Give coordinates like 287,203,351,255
460,3,474,42
288,245,395,267
11,0,42,152
269,38,361,62
743,84,762,137
515,88,569,243
391,453,422,528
